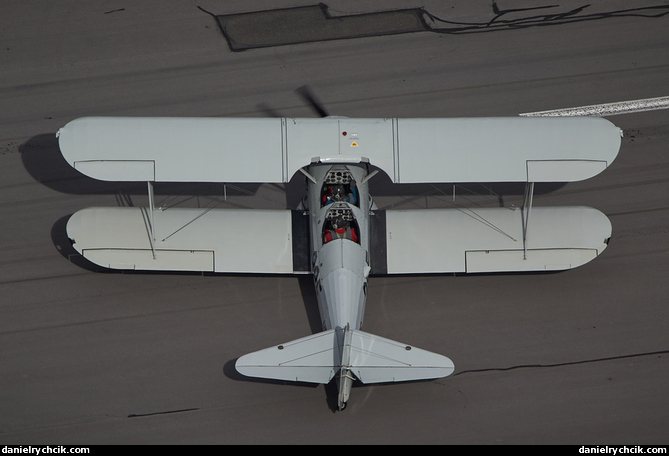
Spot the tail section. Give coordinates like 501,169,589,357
235,327,454,409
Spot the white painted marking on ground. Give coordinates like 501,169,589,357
520,96,669,117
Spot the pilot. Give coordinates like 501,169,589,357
324,216,358,244
324,184,358,205
323,184,347,205
332,184,346,201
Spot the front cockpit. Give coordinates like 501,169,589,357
320,168,359,208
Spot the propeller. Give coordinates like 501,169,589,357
296,85,329,117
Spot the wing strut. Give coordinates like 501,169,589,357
147,181,157,259
522,182,535,260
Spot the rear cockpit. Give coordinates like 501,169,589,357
322,206,360,245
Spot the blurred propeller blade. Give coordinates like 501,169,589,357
296,85,329,117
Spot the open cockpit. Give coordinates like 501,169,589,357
319,166,361,245
322,205,360,245
320,167,359,208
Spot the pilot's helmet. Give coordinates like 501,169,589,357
332,215,346,229
333,184,345,200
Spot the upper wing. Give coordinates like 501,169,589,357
58,117,287,183
392,117,621,183
58,116,621,184
370,206,611,274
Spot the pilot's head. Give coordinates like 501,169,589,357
333,184,345,200
332,216,346,230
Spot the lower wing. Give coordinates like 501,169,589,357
66,206,310,274
370,206,611,274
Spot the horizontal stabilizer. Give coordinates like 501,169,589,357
235,330,339,384
235,329,454,384
349,330,454,383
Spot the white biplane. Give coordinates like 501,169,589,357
57,109,621,410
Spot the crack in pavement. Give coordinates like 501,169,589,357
452,349,669,376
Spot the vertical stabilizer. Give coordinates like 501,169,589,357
336,325,355,410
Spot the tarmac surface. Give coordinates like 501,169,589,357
1,0,667,444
